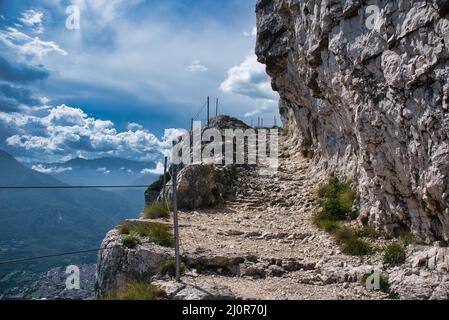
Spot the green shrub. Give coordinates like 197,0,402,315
340,190,357,212
121,234,141,249
399,230,416,246
143,201,171,219
383,243,406,266
379,274,390,292
322,197,347,220
347,210,359,221
335,227,356,243
314,215,372,257
342,238,371,256
118,221,174,248
318,177,357,221
314,177,373,257
112,281,165,300
313,209,333,224
156,259,186,277
314,215,340,232
356,226,380,239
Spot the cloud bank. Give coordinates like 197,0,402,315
1,104,185,162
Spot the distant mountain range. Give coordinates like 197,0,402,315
0,150,148,292
29,156,160,186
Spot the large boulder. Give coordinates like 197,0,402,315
95,228,173,299
160,164,236,210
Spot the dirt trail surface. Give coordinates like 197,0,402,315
173,136,385,300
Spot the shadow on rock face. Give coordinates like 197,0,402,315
436,0,449,16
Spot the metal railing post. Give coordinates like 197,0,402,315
162,156,167,204
172,166,181,282
207,96,210,126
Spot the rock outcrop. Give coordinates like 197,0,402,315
153,115,257,210
95,229,173,298
256,0,449,241
205,115,251,130
95,226,239,299
389,244,449,299
159,164,237,210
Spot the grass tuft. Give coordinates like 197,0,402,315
399,230,416,246
342,238,371,256
335,227,356,243
143,201,172,219
383,243,406,266
356,226,380,239
111,281,165,300
156,259,186,277
313,177,372,256
314,216,340,232
118,221,174,248
121,234,141,249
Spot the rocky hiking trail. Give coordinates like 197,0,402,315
97,132,449,300
173,137,386,300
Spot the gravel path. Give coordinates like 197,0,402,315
173,136,387,300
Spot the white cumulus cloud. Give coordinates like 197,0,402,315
96,167,111,174
0,27,67,59
19,10,44,34
140,161,165,175
1,104,185,162
220,54,277,101
243,102,275,118
243,26,257,37
32,164,72,174
127,122,144,131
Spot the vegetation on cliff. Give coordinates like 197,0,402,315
314,177,371,256
118,221,174,248
143,201,172,219
109,281,165,300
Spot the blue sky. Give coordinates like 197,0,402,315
0,0,278,164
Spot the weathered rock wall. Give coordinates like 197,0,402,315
256,0,449,241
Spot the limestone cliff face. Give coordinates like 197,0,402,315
256,0,449,241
